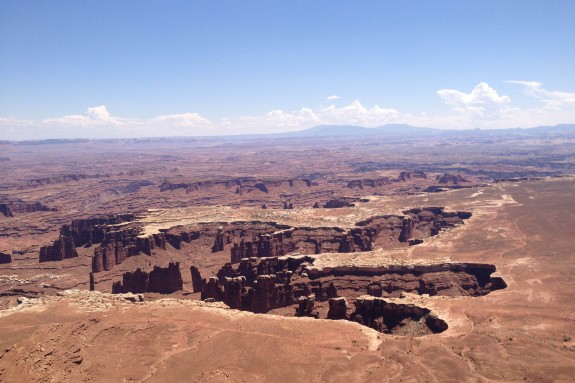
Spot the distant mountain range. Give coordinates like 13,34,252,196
7,124,575,144
274,124,437,137
274,123,575,138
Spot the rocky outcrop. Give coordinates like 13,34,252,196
149,262,183,293
227,225,371,264
399,171,427,181
306,263,507,297
60,214,135,247
112,262,183,294
351,296,447,334
253,275,294,313
436,173,468,184
8,202,55,213
190,266,203,293
86,207,469,277
0,252,12,264
251,275,280,313
28,173,107,187
201,277,223,301
327,297,348,319
211,231,225,252
112,268,149,294
207,255,506,313
200,256,311,312
160,177,315,194
323,199,354,208
0,204,13,217
398,217,414,242
222,276,245,309
91,230,166,273
37,214,136,265
295,296,318,318
424,185,469,192
39,236,78,262
119,180,153,193
164,228,201,250
254,183,268,193
347,178,391,189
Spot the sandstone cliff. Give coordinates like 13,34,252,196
39,236,78,262
0,204,13,217
112,262,183,294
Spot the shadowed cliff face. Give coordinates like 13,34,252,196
39,207,470,276
112,262,183,294
35,207,484,336
194,254,505,336
201,256,506,308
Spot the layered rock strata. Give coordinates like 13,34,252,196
350,296,448,334
39,236,78,262
112,262,183,294
92,230,166,272
159,177,316,194
201,255,506,317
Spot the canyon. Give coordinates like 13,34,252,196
0,132,574,382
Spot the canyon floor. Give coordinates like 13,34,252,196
0,134,574,382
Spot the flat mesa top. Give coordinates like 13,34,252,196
136,201,400,236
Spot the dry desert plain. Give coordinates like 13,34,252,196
0,132,574,382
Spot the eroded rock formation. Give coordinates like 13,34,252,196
0,204,13,217
112,262,183,294
213,207,470,265
351,296,448,334
327,297,348,319
0,252,12,264
39,236,78,262
159,177,316,194
8,201,55,213
61,214,135,247
323,199,355,208
201,253,506,322
28,173,107,187
399,171,427,181
92,230,166,272
37,214,140,265
436,173,468,184
190,266,203,293
347,178,391,189
295,296,318,318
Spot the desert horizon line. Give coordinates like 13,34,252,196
2,122,575,143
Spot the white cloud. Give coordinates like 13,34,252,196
437,82,516,119
506,80,575,111
232,100,401,133
2,82,575,140
326,95,340,100
151,113,211,127
321,100,400,125
87,105,112,121
0,105,213,139
44,105,124,127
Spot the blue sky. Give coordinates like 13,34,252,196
1,1,575,139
